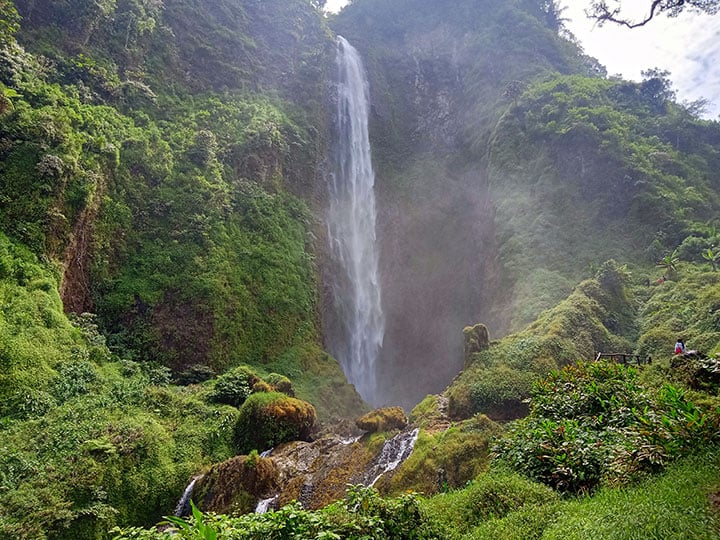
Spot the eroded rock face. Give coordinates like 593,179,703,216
197,434,376,514
194,455,280,515
196,421,428,516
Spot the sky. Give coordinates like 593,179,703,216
324,0,720,120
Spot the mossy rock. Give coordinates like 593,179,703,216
195,453,279,515
235,392,316,454
252,380,274,394
266,372,295,396
463,323,490,368
409,395,444,428
387,415,500,495
356,406,408,433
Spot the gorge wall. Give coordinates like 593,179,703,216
330,0,591,407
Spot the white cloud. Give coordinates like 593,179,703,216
560,2,720,119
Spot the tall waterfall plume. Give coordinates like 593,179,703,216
327,37,384,405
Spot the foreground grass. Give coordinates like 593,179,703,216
454,449,720,539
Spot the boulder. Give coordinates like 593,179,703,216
195,454,279,515
356,406,408,433
235,392,316,454
463,323,489,367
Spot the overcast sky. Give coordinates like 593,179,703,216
325,0,720,120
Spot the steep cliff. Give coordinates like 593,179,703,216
332,0,720,406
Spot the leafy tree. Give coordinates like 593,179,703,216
656,248,680,277
702,247,719,271
640,68,676,110
0,0,20,45
589,0,720,28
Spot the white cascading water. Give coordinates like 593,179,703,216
327,36,385,405
364,428,420,487
174,475,203,517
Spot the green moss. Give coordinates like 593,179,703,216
389,415,500,496
208,365,261,407
356,407,408,433
409,395,443,427
234,392,316,454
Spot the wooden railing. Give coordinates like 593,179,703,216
595,352,652,365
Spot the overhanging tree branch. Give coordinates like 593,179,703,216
589,0,720,28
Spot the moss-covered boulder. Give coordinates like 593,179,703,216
463,323,490,367
194,453,279,515
448,366,533,421
235,392,316,454
356,407,408,433
386,414,501,495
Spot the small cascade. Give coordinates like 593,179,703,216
260,448,274,458
174,475,203,517
363,428,420,487
255,495,278,514
340,434,362,445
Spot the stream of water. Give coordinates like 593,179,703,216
327,36,385,406
174,475,203,517
364,428,420,487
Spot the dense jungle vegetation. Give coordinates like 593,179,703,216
1,0,720,538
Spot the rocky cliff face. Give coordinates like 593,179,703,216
329,0,580,407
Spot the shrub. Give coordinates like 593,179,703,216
175,365,216,385
494,362,720,493
113,485,439,539
209,366,260,407
51,360,98,403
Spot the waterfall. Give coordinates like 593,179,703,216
174,475,203,517
327,36,385,405
255,495,278,514
363,428,420,487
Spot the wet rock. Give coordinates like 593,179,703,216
195,454,279,515
270,435,376,509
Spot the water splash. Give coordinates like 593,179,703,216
328,36,384,405
364,428,420,487
255,495,278,514
174,475,203,517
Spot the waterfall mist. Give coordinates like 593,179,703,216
326,36,384,406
